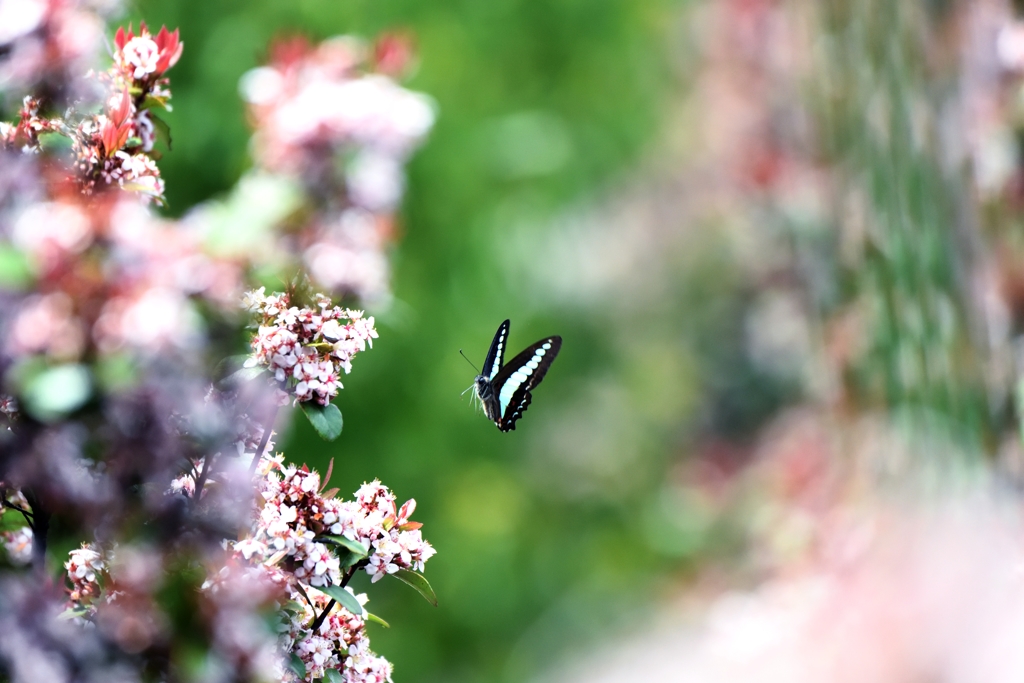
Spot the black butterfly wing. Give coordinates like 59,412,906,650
492,336,561,431
481,319,510,381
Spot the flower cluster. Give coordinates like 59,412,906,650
241,36,432,206
246,288,378,405
216,455,434,682
0,96,63,150
235,35,434,302
70,22,182,201
284,587,391,682
0,488,33,566
1,20,179,201
113,23,183,87
0,0,111,98
3,11,437,683
65,544,106,610
0,527,32,566
251,460,435,582
0,395,17,417
4,196,241,368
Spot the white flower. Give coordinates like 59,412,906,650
1,528,33,565
367,554,398,583
233,538,267,560
122,36,161,79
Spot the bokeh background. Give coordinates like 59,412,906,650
123,0,1024,680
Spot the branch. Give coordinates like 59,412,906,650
248,405,279,475
21,489,49,575
309,562,365,632
1,496,34,525
190,453,217,507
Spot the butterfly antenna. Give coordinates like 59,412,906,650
459,349,480,374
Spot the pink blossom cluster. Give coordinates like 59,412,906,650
65,543,106,610
0,488,33,565
168,421,278,499
248,459,436,582
0,487,31,567
241,36,433,193
0,394,16,417
3,14,438,683
0,527,33,565
1,21,180,202
0,0,110,96
5,197,242,363
1,22,219,365
284,587,391,683
235,35,434,302
210,454,435,682
72,23,182,201
199,558,291,678
245,288,378,405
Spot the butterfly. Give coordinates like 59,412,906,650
466,319,562,432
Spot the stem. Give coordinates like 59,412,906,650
21,489,49,575
191,452,217,507
248,405,279,475
1,497,34,526
309,565,360,632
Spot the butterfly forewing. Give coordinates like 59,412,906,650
492,336,561,431
481,319,510,381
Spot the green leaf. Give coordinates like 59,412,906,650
0,244,34,290
339,551,366,570
288,654,306,679
320,535,368,558
140,93,169,111
95,353,138,392
391,569,438,607
150,112,172,150
366,612,390,628
22,364,91,422
318,584,364,616
57,606,91,621
218,364,268,390
282,600,306,615
301,402,343,441
323,669,344,683
37,131,72,154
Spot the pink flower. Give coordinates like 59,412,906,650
122,36,160,79
114,23,183,79
245,291,376,405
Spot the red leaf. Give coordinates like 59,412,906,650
320,457,335,492
154,27,183,73
110,90,132,126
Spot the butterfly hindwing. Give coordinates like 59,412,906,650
481,319,510,381
492,336,561,431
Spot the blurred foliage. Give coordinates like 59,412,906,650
812,0,997,447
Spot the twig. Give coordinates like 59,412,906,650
1,496,34,525
191,453,217,507
248,405,279,475
21,489,49,575
309,564,362,632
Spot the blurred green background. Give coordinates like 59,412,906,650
124,0,988,682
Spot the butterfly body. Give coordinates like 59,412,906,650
471,320,561,431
